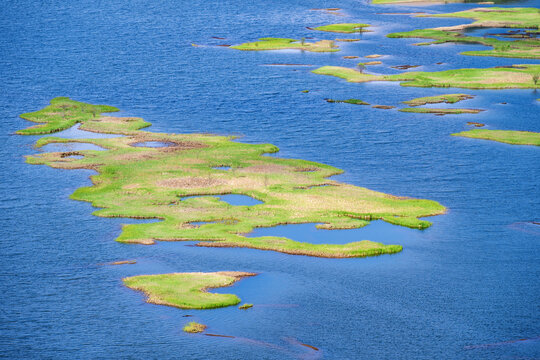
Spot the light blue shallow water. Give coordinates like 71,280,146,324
1,0,539,359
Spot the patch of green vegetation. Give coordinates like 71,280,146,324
399,108,483,115
230,38,339,52
183,322,207,333
20,98,446,258
123,271,255,309
239,303,253,310
387,8,540,59
17,97,120,135
403,94,474,106
326,98,370,105
312,23,370,34
452,129,540,146
312,64,540,89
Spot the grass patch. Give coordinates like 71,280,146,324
230,38,339,52
17,97,119,135
452,129,540,146
123,271,255,309
19,98,446,258
387,8,540,59
183,322,207,333
312,64,540,89
326,98,370,105
399,108,483,115
312,23,370,34
403,94,474,106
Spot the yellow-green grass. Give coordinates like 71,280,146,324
452,129,540,146
239,303,253,310
230,38,339,52
387,8,540,59
399,108,483,115
17,97,121,135
183,322,207,333
312,64,540,89
312,23,370,34
20,98,446,258
403,94,474,106
123,271,255,309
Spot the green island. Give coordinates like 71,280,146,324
230,38,339,52
326,98,370,105
387,8,540,59
19,97,446,258
183,322,207,333
399,108,483,115
452,129,540,146
123,271,255,309
239,303,253,310
312,23,370,33
403,94,474,106
312,64,540,89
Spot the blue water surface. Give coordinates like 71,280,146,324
1,0,539,359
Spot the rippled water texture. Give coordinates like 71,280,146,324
1,0,539,359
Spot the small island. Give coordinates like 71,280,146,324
403,94,474,106
230,38,339,52
312,64,540,89
312,23,370,34
399,108,483,115
183,322,207,333
326,98,370,105
452,129,540,146
123,271,256,309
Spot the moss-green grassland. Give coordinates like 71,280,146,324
452,129,540,145
403,94,474,106
230,38,339,52
399,108,483,115
183,322,207,333
387,8,540,59
312,23,370,33
19,98,446,258
312,64,540,89
123,271,255,309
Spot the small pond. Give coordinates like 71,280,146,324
180,194,263,206
131,141,175,148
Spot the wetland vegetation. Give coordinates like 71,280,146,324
20,98,445,258
230,38,339,52
123,271,256,309
452,129,540,145
312,64,540,89
388,8,540,59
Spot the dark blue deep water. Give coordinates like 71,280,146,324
1,0,539,359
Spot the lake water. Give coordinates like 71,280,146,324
1,0,539,359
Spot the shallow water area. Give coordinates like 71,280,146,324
131,141,175,148
464,27,539,42
40,142,107,152
180,194,264,206
52,123,124,139
247,220,424,245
